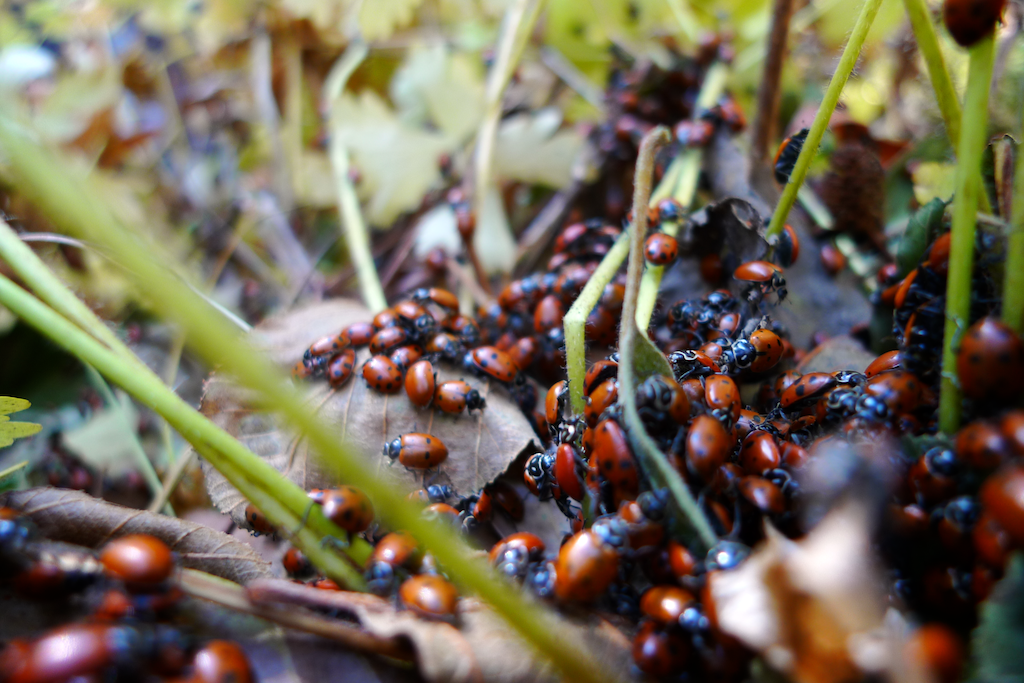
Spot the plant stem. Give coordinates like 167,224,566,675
82,364,171,515
750,0,795,167
0,119,617,683
0,271,368,588
149,447,195,513
663,0,701,44
636,62,728,329
939,33,996,433
767,0,885,237
617,128,718,551
325,44,388,314
902,0,994,215
0,460,28,481
473,0,545,270
1003,111,1024,333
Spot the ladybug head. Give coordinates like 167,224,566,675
383,438,402,461
705,540,750,571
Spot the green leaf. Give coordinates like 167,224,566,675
630,332,673,381
358,0,424,40
896,197,947,278
0,396,31,416
0,421,41,448
972,554,1024,681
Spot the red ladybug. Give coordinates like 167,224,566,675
738,476,786,515
640,585,696,625
508,336,538,370
321,486,374,534
344,322,375,346
772,224,800,267
244,504,275,536
617,500,665,550
943,0,1007,47
404,360,436,408
465,346,518,383
372,308,399,330
305,331,350,359
9,623,130,683
779,372,836,409
553,530,619,602
631,621,690,677
412,287,460,312
927,232,953,276
440,314,481,346
489,532,545,567
685,415,731,481
189,640,254,683
667,540,698,579
712,96,746,132
370,532,422,571
487,480,525,521
425,332,462,361
399,574,459,620
327,348,357,388
282,547,312,577
554,223,589,254
389,345,423,372
393,300,428,323
739,431,781,475
956,317,1024,401
99,534,174,591
733,260,787,301
673,119,714,147
905,624,963,683
585,379,619,426
704,374,741,425
956,421,1010,471
584,359,619,395
362,355,403,394
773,128,808,184
748,329,785,373
864,370,922,416
981,464,1024,545
383,433,449,469
554,443,586,501
593,419,639,504
534,295,564,334
819,243,847,276
644,233,679,266
545,380,568,427
433,380,486,414
369,326,410,355
865,350,901,377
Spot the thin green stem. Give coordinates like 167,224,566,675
939,33,996,433
82,364,171,515
902,0,993,214
0,271,368,588
768,0,885,237
636,63,728,329
0,460,29,481
325,43,387,314
617,128,717,551
0,118,618,683
663,0,701,44
1003,110,1024,333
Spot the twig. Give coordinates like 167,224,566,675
178,569,415,661
767,0,886,237
0,460,28,480
539,47,605,109
939,33,996,433
446,257,496,309
750,0,795,168
1003,103,1024,333
616,127,717,551
149,447,195,514
326,43,388,314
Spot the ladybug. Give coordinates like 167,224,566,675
973,512,1011,569
865,350,901,377
584,359,619,395
632,622,691,677
1001,410,1024,454
326,348,357,388
321,486,374,534
508,336,538,370
700,252,725,285
980,464,1024,545
545,381,569,428
685,415,731,481
733,260,787,302
927,231,952,276
369,326,410,355
372,308,400,330
464,346,518,383
304,332,350,361
554,223,589,254
773,127,808,184
412,287,460,312
7,623,133,683
617,499,665,550
908,447,960,506
393,300,429,324
292,354,328,380
425,332,462,361
434,380,486,414
639,585,696,625
553,529,620,602
779,372,837,409
282,547,312,577
99,535,174,590
748,328,785,373
534,295,564,334
554,443,586,501
389,345,423,372
441,314,481,346
739,431,781,475
487,480,525,521
399,574,459,620
956,317,1024,401
383,433,450,469
490,532,545,579
943,0,1007,47
344,322,376,347
593,419,639,504
189,640,254,683
643,233,679,266
819,243,847,276
669,349,721,380
362,355,403,394
585,378,619,426
771,224,800,268
673,119,714,147
404,360,436,408
711,95,746,132
666,540,698,579
704,374,741,425
244,504,275,536
737,476,786,515
905,624,964,683
654,198,685,224
864,370,922,416
523,451,558,499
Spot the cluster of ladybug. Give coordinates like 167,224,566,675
0,507,253,682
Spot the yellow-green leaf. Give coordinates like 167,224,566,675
0,396,31,416
358,0,424,40
0,421,42,448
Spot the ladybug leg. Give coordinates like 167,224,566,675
321,533,352,551
287,500,317,538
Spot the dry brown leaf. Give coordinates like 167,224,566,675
247,580,633,683
199,299,539,527
709,502,921,683
0,487,272,584
796,336,878,375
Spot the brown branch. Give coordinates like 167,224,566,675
749,0,796,170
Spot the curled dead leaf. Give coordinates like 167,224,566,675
0,487,272,584
199,299,539,528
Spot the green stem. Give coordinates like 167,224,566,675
0,460,29,481
0,271,368,588
939,33,995,433
767,0,885,237
1003,111,1024,333
902,0,993,214
325,43,387,314
635,62,728,329
0,118,616,683
617,128,718,551
82,364,171,515
663,0,701,44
